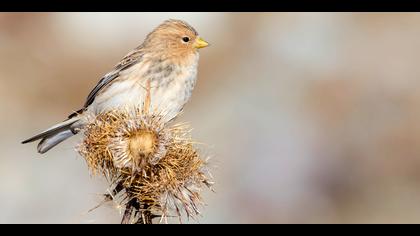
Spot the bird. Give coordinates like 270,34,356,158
22,19,209,154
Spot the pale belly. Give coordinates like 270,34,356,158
85,53,199,123
87,74,196,122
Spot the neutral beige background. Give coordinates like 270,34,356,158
2,12,420,223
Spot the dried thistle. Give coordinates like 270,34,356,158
79,109,171,175
78,103,212,224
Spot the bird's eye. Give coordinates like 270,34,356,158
182,37,190,43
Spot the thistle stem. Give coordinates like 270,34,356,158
120,197,154,224
121,202,134,224
136,203,153,224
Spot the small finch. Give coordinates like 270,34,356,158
22,19,209,154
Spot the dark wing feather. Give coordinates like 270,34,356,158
83,48,144,108
83,71,120,108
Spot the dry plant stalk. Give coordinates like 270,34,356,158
78,83,212,224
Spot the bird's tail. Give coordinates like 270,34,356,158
22,116,81,154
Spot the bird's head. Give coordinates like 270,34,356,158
143,19,209,63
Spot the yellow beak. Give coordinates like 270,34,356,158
194,37,209,49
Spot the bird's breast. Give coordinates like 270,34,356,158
149,63,198,118
89,56,198,122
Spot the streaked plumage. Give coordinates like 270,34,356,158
22,19,209,154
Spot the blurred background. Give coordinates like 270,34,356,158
2,12,420,223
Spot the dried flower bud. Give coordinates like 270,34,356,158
78,106,213,224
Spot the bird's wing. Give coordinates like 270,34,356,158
67,48,144,119
83,48,144,108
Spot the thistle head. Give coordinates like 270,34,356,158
78,106,213,223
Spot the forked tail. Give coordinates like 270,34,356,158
22,117,81,154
